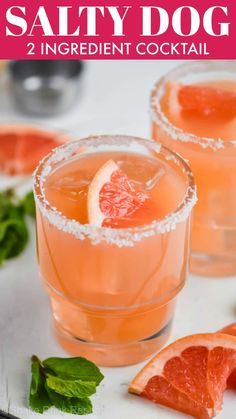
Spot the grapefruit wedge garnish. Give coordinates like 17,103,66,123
87,159,150,228
176,83,236,117
129,333,236,418
0,125,63,175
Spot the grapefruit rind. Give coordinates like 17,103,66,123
219,323,236,336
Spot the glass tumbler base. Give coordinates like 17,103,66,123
54,320,172,367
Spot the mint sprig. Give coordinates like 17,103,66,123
29,355,104,415
0,189,35,266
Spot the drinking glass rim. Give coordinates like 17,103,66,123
150,60,236,151
33,134,197,247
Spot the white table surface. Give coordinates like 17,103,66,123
0,60,236,419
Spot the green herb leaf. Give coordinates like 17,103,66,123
46,385,93,415
46,375,97,398
21,191,36,218
0,189,36,266
29,355,103,415
0,218,28,264
43,357,104,385
29,358,52,414
0,190,22,219
29,382,52,413
30,357,41,396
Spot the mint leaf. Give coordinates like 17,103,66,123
43,357,104,385
21,191,36,218
0,218,28,264
46,385,93,415
29,381,52,414
30,357,41,395
0,189,37,265
0,190,22,220
29,355,103,415
29,359,52,414
0,247,8,266
46,375,97,398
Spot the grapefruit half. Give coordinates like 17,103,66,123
0,125,65,176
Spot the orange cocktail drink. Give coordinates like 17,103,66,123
151,61,236,277
33,135,196,366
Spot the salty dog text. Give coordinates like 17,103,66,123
4,5,230,57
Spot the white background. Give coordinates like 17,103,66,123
0,60,235,418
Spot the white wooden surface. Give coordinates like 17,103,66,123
0,60,236,419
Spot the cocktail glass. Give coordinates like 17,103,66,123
151,61,236,277
33,135,196,366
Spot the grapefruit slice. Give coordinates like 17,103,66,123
176,83,236,117
218,323,236,389
219,322,236,337
0,125,64,176
129,333,236,418
87,159,150,228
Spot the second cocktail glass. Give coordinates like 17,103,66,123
33,135,196,366
151,61,236,277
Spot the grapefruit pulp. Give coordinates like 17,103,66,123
129,333,236,418
87,159,152,228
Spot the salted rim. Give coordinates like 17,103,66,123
150,60,236,151
33,135,197,247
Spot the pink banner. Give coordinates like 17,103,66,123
0,0,235,59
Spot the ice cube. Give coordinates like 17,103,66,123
52,174,91,201
117,157,166,191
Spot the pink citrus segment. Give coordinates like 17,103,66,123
177,83,236,117
129,333,236,419
142,375,210,419
87,159,151,228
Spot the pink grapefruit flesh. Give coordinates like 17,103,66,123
177,83,236,117
87,159,150,228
